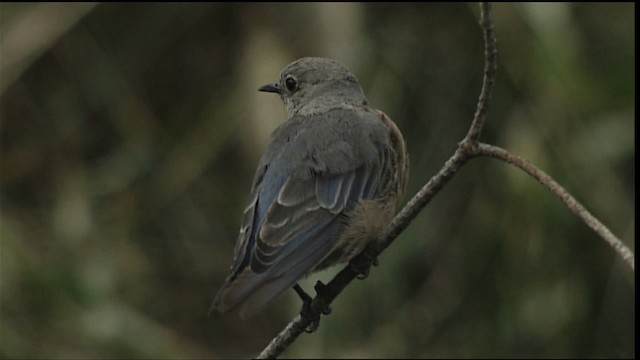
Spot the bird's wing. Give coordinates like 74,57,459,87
213,138,394,317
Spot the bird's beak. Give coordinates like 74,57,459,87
258,82,281,94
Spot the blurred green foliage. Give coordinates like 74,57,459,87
0,3,634,358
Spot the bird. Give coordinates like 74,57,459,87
211,57,408,318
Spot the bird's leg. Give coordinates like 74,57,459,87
313,281,332,315
293,283,312,312
293,282,333,333
293,283,320,333
349,244,380,280
293,283,312,303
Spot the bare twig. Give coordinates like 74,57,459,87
464,1,497,144
258,315,307,359
471,143,635,270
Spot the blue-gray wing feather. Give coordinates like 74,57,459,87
213,109,394,316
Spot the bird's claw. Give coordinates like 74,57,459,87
296,281,332,333
314,281,332,315
350,248,379,279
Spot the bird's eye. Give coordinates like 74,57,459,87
284,75,298,92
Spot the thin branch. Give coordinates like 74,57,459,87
464,1,497,144
258,315,307,359
471,143,635,270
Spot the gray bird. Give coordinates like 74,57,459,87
212,57,408,318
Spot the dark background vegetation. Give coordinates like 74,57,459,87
1,3,634,358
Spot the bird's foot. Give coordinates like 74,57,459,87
294,282,332,333
314,281,332,315
349,246,380,279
